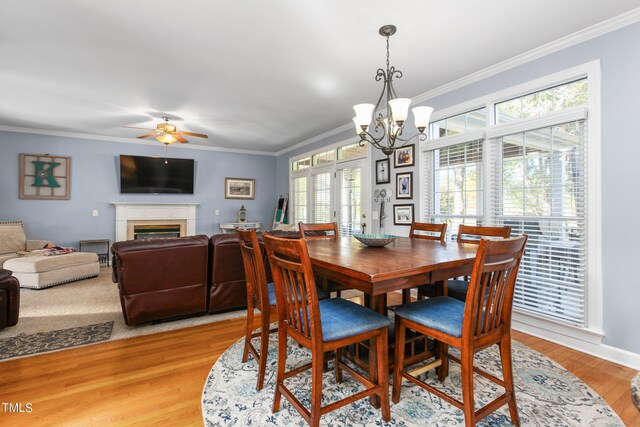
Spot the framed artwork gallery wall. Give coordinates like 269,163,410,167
19,153,71,200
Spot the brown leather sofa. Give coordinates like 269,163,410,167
111,232,300,325
0,269,20,329
111,235,210,325
208,233,248,313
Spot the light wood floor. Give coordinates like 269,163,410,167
1,302,638,426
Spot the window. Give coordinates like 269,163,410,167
290,140,368,229
337,142,367,161
422,70,597,331
312,150,335,166
336,166,362,235
424,140,484,240
491,121,587,326
495,79,587,123
292,176,308,223
311,171,331,222
429,108,486,139
292,157,311,171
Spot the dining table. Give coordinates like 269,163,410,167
305,235,479,313
304,236,478,378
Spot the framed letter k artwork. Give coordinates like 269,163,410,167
19,153,71,200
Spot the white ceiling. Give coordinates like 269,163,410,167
1,1,638,153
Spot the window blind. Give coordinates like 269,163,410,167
292,176,308,224
336,167,361,236
423,139,485,240
311,172,331,223
488,120,587,326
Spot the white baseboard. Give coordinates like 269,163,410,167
513,312,640,371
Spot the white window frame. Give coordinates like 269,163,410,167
289,138,371,228
419,61,602,344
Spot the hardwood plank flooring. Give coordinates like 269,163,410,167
1,302,637,426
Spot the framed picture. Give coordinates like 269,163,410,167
225,177,255,199
394,144,415,168
393,204,414,226
396,171,413,199
375,158,390,184
19,153,71,200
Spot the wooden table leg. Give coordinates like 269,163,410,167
367,293,385,408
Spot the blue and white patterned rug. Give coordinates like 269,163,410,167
202,332,623,426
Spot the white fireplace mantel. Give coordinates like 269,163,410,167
112,202,199,242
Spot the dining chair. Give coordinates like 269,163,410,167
237,228,277,390
392,235,528,426
403,222,447,303
237,229,329,390
418,224,512,302
409,221,447,241
262,233,391,427
298,222,348,298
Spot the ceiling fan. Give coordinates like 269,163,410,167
123,116,208,145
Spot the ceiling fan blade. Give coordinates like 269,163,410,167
136,132,159,139
123,125,156,130
174,134,189,144
175,131,208,139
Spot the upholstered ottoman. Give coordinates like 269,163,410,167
4,252,100,289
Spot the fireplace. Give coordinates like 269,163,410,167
112,203,198,242
133,224,182,240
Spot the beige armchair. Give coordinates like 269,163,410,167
0,221,53,268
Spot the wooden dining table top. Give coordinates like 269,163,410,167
305,236,479,296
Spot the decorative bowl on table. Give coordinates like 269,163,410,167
352,234,397,248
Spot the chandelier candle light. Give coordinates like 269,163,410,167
353,25,434,156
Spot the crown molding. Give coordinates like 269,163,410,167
275,122,354,156
411,7,640,105
0,125,277,156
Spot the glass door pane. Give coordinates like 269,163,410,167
336,161,367,236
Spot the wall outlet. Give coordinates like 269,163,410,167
92,209,99,217
215,209,220,216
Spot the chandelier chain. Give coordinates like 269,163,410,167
386,35,390,76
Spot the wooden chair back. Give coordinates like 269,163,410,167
237,229,270,312
409,222,447,242
464,235,527,342
457,224,511,244
298,222,339,240
263,234,321,344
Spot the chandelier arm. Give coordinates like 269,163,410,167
372,70,389,118
359,128,386,147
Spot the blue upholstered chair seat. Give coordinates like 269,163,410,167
394,296,465,338
319,298,391,342
418,278,476,302
267,282,328,306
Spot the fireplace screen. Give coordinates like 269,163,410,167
133,224,181,240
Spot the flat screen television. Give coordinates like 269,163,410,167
119,155,195,194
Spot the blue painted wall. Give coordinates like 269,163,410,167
275,22,640,355
0,131,277,247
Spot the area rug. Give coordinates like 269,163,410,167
202,332,624,426
0,322,114,359
0,267,247,361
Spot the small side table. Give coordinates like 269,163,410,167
219,222,262,234
79,239,110,266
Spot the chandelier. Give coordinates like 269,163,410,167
352,25,434,156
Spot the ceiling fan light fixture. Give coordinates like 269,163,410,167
157,133,177,144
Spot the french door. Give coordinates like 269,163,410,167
296,159,369,236
335,159,368,236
